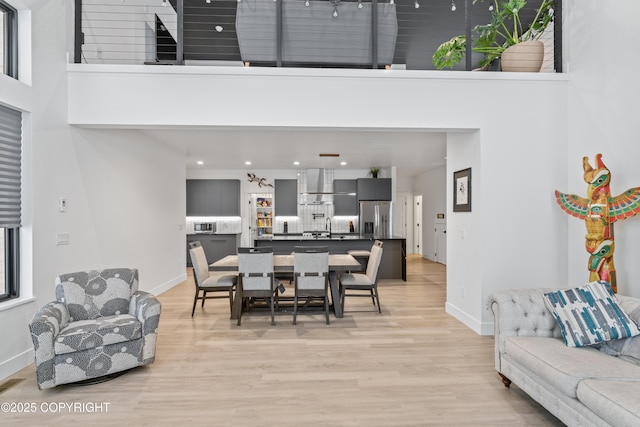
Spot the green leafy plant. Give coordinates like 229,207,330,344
368,167,381,178
432,0,555,70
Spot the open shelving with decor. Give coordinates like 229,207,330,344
255,195,273,238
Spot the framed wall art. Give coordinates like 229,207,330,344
453,168,471,212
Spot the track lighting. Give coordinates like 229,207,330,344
414,0,420,9
358,0,363,9
451,0,456,11
390,0,395,5
162,0,167,6
333,6,338,17
305,0,310,6
206,0,211,4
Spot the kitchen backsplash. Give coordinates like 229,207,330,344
273,204,357,234
186,216,242,234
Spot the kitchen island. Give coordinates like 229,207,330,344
254,235,406,281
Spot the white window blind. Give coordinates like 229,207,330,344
0,103,21,228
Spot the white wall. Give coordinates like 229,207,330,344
67,66,569,335
0,0,186,381
565,0,640,297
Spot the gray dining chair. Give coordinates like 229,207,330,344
237,247,279,326
340,240,384,313
347,240,383,271
189,241,237,317
293,246,330,325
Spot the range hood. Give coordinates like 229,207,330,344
299,168,356,205
300,168,332,205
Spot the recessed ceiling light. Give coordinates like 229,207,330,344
245,161,252,165
340,161,347,166
196,160,204,165
293,161,300,166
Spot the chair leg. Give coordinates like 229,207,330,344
293,294,298,325
324,295,330,325
340,286,346,310
370,288,376,306
374,286,381,314
191,289,199,317
228,289,234,313
202,291,207,307
237,298,243,326
269,296,275,326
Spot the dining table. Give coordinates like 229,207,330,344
209,253,361,319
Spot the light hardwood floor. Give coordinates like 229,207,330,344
1,256,563,426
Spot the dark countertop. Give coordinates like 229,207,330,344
258,234,405,241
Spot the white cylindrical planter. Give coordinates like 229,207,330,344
501,40,544,72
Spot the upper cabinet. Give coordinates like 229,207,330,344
357,178,392,201
186,179,240,216
333,179,358,215
274,179,298,216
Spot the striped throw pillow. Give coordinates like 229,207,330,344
544,281,640,347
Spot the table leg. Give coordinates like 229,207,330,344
231,283,243,320
329,271,343,318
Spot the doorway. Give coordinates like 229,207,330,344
413,195,423,256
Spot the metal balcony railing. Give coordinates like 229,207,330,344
73,0,562,72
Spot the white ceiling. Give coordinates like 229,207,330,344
139,127,447,177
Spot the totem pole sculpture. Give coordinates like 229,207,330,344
555,154,640,293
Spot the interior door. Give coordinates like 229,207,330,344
435,223,447,265
413,195,422,256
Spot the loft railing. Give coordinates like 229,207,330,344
73,0,562,72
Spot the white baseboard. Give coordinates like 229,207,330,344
150,272,186,297
445,301,494,336
0,348,34,382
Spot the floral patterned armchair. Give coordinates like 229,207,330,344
28,268,161,389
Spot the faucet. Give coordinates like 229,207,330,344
326,217,332,238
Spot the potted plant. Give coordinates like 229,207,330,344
432,0,555,71
368,167,382,178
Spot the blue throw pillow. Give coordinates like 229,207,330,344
543,281,640,347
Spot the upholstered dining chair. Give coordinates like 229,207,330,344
188,241,237,317
340,240,384,313
293,246,330,325
347,240,383,272
237,247,279,326
28,268,161,389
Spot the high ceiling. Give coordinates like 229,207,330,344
140,127,447,177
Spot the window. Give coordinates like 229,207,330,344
1,0,18,79
0,103,21,302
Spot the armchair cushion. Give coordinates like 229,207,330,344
55,269,138,321
54,314,142,355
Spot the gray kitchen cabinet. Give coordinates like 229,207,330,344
357,178,392,201
186,179,240,216
218,179,241,216
274,179,298,216
333,179,358,215
186,234,239,267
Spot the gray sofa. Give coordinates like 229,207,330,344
489,288,640,427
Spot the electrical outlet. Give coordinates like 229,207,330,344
56,232,70,246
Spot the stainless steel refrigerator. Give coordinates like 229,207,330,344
359,201,392,238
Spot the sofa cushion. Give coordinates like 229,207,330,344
54,314,142,355
595,295,640,365
543,281,640,347
577,379,640,427
505,336,640,398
